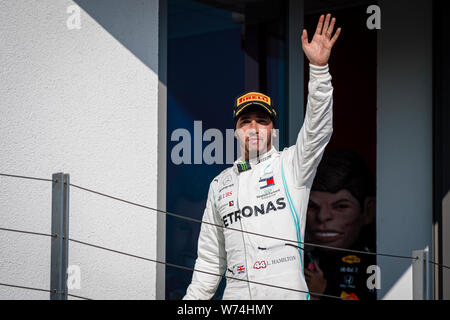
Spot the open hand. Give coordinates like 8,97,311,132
301,13,341,66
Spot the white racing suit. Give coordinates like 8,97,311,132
184,64,333,300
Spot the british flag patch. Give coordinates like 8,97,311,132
237,265,246,274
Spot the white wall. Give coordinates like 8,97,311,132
377,0,433,299
0,0,160,299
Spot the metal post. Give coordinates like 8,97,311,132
412,247,429,300
50,172,70,300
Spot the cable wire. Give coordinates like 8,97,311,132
427,259,450,271
0,226,56,239
69,182,423,263
0,173,54,183
0,282,55,294
2,172,449,282
68,237,344,300
67,293,92,300
0,282,91,300
0,225,359,299
0,225,338,300
0,228,92,300
285,243,419,262
0,172,443,265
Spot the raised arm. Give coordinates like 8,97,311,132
289,14,341,187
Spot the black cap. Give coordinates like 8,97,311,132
233,92,277,124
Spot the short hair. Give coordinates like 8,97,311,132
311,148,375,211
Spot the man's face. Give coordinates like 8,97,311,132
235,111,274,159
306,189,373,250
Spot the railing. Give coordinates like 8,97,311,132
1,172,447,300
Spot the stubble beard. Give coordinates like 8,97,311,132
243,132,272,161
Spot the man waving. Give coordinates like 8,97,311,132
184,14,341,300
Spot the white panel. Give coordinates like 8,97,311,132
377,0,433,300
382,265,412,300
0,0,159,299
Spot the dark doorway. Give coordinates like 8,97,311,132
303,4,378,300
166,0,289,300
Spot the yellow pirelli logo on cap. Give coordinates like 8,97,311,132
237,92,271,107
